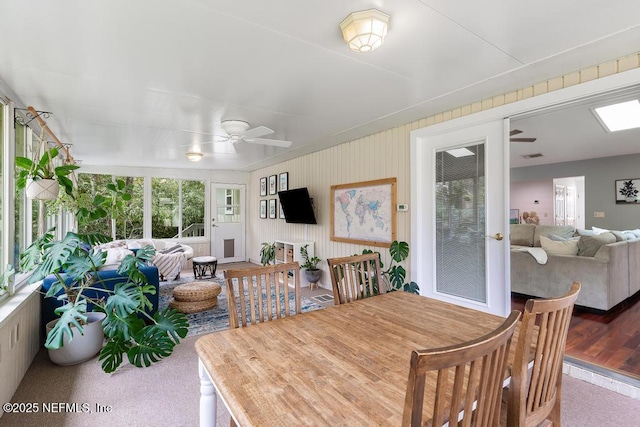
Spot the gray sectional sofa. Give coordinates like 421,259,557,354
510,224,640,311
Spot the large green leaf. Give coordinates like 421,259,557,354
99,338,131,373
30,232,81,282
20,228,55,273
37,147,59,170
102,312,145,340
389,241,409,263
154,307,189,342
388,265,406,289
403,282,420,294
105,282,142,317
127,326,176,368
15,156,34,171
45,300,88,349
64,250,105,279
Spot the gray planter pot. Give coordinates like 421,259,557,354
45,311,106,366
305,268,322,284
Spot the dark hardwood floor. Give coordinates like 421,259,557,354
512,291,640,380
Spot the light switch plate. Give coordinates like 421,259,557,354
594,211,605,218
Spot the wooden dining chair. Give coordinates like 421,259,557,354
403,311,522,427
506,282,581,427
223,262,302,328
327,253,385,305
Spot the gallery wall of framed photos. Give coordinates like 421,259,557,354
259,172,289,219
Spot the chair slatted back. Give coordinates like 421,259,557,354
507,282,581,427
223,262,302,329
403,311,521,427
326,253,385,305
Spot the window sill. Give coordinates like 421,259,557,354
0,277,40,329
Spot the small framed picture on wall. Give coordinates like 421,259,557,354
260,177,267,196
260,200,267,219
269,199,277,219
279,172,288,192
269,175,277,195
279,202,286,219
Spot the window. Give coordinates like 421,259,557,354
77,174,143,240
152,178,205,238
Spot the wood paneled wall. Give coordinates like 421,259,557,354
248,53,640,290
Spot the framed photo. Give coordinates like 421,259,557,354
269,175,277,195
259,177,267,197
330,178,397,247
279,201,286,219
615,179,640,204
279,172,288,192
260,200,267,219
269,199,277,219
509,209,520,224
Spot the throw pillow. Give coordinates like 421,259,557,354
609,230,629,242
533,225,575,247
95,240,127,250
592,226,610,235
575,229,594,236
510,224,536,247
547,233,579,242
100,247,134,270
577,232,616,257
159,244,185,255
540,235,579,256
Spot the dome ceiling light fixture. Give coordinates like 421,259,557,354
339,9,390,53
186,150,204,162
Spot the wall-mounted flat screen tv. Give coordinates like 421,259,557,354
278,187,317,224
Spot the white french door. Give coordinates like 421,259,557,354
412,119,510,316
210,184,245,263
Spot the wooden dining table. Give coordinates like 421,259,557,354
195,291,512,426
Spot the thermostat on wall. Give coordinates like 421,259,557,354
397,204,409,211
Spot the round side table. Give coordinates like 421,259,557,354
192,256,218,279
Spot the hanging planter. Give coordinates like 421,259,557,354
15,147,78,199
25,178,60,200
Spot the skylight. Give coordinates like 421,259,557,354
593,99,640,132
446,147,474,157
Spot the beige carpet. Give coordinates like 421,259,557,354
3,334,640,426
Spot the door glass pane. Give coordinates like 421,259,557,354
216,188,241,223
435,143,486,303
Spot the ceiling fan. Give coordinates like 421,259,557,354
213,120,292,148
510,129,537,143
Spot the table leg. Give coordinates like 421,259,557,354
199,358,217,427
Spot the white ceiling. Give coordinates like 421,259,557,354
1,0,640,171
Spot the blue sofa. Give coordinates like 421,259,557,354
40,265,160,336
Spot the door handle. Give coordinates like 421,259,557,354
488,232,504,241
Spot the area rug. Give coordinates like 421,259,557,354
158,274,324,337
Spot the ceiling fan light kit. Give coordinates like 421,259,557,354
339,9,390,53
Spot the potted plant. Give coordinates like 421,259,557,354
300,244,322,284
16,147,79,200
359,240,419,294
260,242,276,265
21,229,188,373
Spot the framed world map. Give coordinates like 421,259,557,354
330,178,397,247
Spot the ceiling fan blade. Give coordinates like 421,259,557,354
510,129,523,136
510,137,537,143
242,126,274,139
246,137,292,148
